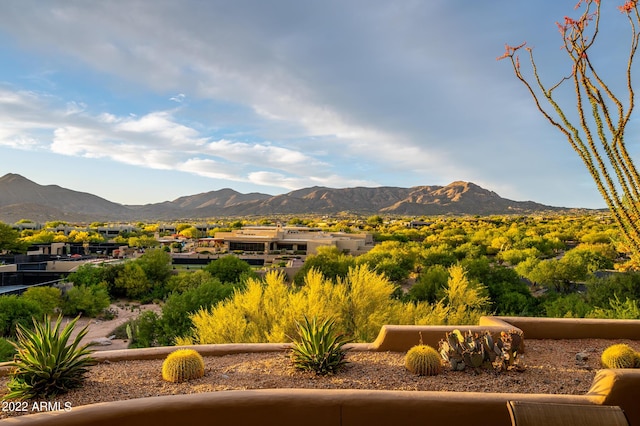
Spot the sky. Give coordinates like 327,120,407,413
0,1,635,209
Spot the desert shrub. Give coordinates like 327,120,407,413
66,264,108,287
355,241,418,282
541,293,593,318
62,284,110,317
289,316,350,375
408,265,449,303
182,265,406,344
21,286,63,315
183,270,292,344
0,296,42,338
419,244,457,268
436,265,489,325
586,272,640,309
4,315,96,400
126,311,162,348
114,263,152,301
0,337,16,362
496,247,542,266
468,263,540,315
292,246,355,286
160,278,233,344
136,248,172,287
181,264,491,345
339,264,409,341
166,269,215,293
204,255,256,286
587,296,640,319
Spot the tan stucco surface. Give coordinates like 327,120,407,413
2,316,640,425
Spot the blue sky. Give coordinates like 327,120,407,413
0,1,634,208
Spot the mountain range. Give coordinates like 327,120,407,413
0,173,576,223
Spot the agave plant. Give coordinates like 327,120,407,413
4,315,97,400
289,316,352,375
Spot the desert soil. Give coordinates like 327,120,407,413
2,336,638,419
69,302,162,351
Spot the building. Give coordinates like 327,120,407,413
200,225,373,256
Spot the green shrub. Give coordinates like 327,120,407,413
126,310,161,348
62,284,110,317
205,255,256,285
0,296,42,338
114,263,151,301
21,286,63,315
408,265,449,303
587,296,640,319
4,315,96,400
160,279,233,344
541,293,593,318
289,316,351,375
161,349,205,382
0,337,16,362
292,246,355,286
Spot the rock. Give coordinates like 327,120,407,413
91,337,113,346
575,352,589,362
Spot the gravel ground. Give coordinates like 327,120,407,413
1,338,638,419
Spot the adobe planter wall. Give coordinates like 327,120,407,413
2,370,640,426
2,316,640,425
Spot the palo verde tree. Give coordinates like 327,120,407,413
499,0,640,266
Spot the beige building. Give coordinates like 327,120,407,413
200,226,373,256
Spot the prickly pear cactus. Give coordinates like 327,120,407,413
405,344,442,376
601,344,638,369
439,329,525,373
162,349,205,382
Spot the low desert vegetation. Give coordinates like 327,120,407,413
1,213,639,350
3,315,96,400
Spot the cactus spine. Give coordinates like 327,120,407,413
601,344,638,369
405,344,442,376
162,349,205,382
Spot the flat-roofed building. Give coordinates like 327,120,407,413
208,225,373,255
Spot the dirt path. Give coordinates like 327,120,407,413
66,302,161,351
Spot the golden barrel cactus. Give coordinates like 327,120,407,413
162,349,205,382
601,343,638,369
405,344,442,376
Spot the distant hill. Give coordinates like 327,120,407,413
0,173,132,223
0,173,572,223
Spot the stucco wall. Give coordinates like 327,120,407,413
2,317,640,425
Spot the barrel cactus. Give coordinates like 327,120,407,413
162,349,205,382
601,344,638,369
405,344,442,376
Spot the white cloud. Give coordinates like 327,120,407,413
180,158,236,178
248,171,377,190
65,101,86,115
170,93,186,103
